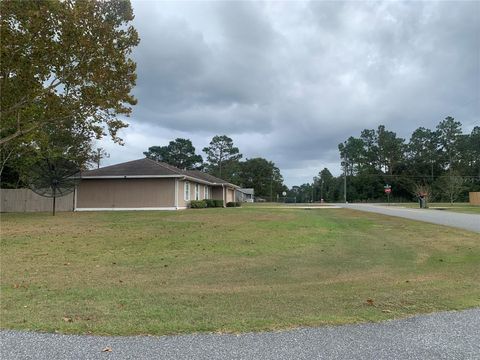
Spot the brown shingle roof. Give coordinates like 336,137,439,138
82,158,181,177
185,170,230,185
82,158,238,187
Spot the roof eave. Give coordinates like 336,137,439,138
81,175,183,179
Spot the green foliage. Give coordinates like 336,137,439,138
0,0,140,187
144,138,203,170
327,116,479,203
190,200,207,208
201,136,288,200
1,0,140,146
213,200,224,207
205,199,216,208
226,201,242,207
237,158,285,200
203,135,242,180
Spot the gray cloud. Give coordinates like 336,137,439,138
100,0,480,186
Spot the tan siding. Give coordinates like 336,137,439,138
226,188,235,203
76,178,175,208
177,180,186,208
212,186,224,201
178,180,212,206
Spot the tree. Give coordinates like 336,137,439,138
144,138,203,170
359,129,379,170
1,0,140,146
338,137,364,175
376,125,405,175
1,121,96,188
203,135,242,179
237,158,284,200
91,148,110,169
436,116,462,172
456,126,480,179
438,172,465,204
407,127,440,179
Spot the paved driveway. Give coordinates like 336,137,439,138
339,203,480,233
1,309,479,360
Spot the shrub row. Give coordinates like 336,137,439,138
189,199,224,208
226,201,242,207
190,200,207,208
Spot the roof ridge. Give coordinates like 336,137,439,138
144,157,184,175
93,158,144,171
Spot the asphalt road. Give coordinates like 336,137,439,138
339,203,480,233
1,309,479,360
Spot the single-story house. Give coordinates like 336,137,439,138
236,188,254,202
75,158,240,211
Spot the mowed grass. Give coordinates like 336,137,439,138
1,207,479,336
390,202,480,214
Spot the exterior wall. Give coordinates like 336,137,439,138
470,192,480,205
226,188,235,203
178,180,212,207
212,186,224,202
76,178,176,209
1,188,74,212
177,180,186,208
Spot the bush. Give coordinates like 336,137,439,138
226,201,242,207
213,199,224,207
205,199,216,208
190,200,207,208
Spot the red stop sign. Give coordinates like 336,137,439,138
385,188,392,194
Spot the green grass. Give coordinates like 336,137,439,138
390,202,480,214
1,207,479,336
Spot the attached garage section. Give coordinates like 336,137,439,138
226,188,235,203
76,178,176,210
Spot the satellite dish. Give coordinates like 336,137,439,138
27,158,81,215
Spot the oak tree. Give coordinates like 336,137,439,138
0,0,140,146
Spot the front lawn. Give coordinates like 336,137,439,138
1,207,479,335
390,202,480,214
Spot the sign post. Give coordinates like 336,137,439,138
384,184,392,206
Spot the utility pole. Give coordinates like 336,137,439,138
344,156,347,203
320,178,324,202
270,171,273,202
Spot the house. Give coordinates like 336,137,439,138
236,188,254,202
74,158,239,211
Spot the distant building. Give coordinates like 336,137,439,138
236,188,254,202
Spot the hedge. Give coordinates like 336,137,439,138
191,199,223,208
190,200,207,208
205,199,216,208
213,200,224,207
226,201,242,207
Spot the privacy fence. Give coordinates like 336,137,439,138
0,189,74,212
470,192,480,205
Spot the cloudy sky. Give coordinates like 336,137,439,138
99,0,479,186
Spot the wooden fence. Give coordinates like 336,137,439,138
0,188,74,212
470,192,480,205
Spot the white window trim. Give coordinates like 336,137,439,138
184,181,190,201
205,185,209,199
195,183,200,200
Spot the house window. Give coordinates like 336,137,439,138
184,181,190,201
205,186,209,199
195,184,200,200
